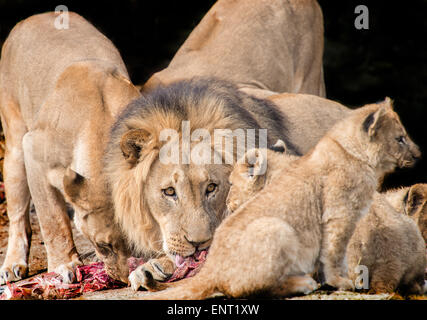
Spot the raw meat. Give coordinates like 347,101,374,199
167,250,207,282
0,262,125,300
0,250,209,300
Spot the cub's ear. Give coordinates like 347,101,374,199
405,184,427,216
362,104,389,137
269,139,287,153
63,167,88,203
237,148,268,181
120,128,153,165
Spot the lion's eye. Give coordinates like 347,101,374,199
396,136,406,144
206,183,217,194
96,242,113,256
163,187,176,197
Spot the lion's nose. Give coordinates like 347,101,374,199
184,235,211,249
411,145,422,161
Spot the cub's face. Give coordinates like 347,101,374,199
144,161,230,259
362,100,421,174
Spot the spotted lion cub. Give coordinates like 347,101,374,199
143,99,420,299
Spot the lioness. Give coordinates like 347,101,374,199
0,12,140,284
142,99,421,299
347,193,426,294
143,0,326,97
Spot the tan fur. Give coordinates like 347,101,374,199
0,12,141,284
105,77,303,289
226,145,297,214
385,184,427,243
347,193,426,294
143,0,326,97
268,93,351,154
142,99,420,299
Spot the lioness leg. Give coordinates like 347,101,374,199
22,131,81,283
0,96,32,284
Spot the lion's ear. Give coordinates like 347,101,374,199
63,167,88,203
269,139,287,153
120,128,153,165
405,185,427,217
237,148,268,186
362,104,389,137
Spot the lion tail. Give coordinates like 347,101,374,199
141,272,220,300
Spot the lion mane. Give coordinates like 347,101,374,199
104,77,296,256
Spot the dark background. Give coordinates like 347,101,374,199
0,0,426,190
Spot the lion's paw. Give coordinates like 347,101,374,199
326,276,355,291
54,261,82,284
129,258,175,291
0,263,28,285
295,276,319,295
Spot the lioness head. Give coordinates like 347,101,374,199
63,168,131,283
385,183,427,244
227,140,297,213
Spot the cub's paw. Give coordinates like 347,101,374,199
326,276,355,291
129,258,175,291
275,275,319,297
295,276,319,295
0,263,28,285
54,261,82,284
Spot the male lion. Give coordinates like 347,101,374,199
143,0,326,97
110,77,353,290
142,99,421,299
105,77,302,289
0,12,140,284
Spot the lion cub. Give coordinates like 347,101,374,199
144,99,421,299
347,192,426,294
385,184,427,244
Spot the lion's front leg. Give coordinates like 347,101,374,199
129,256,175,291
319,208,361,291
22,131,82,283
0,97,32,285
